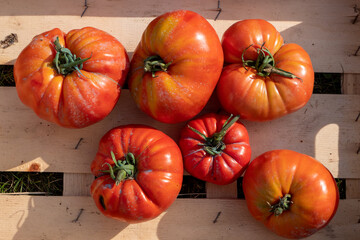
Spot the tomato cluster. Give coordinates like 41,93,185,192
14,10,338,239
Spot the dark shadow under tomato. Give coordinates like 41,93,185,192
177,176,206,199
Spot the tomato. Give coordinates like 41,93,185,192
90,125,183,223
127,10,224,123
14,27,129,128
217,19,314,121
179,113,251,185
243,150,339,239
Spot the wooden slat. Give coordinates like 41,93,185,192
206,182,237,199
0,88,217,173
342,73,360,199
1,0,359,73
342,73,360,94
0,196,358,240
346,179,360,199
0,88,359,179
63,173,94,196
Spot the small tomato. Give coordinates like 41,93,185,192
179,113,251,185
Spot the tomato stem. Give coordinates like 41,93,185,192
102,151,136,185
144,55,171,77
242,43,302,81
188,114,240,156
52,37,91,77
268,193,293,216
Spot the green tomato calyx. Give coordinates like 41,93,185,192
144,55,172,78
268,193,293,216
52,37,91,76
188,114,240,156
242,43,301,81
102,151,136,185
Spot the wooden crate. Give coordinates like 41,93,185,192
0,0,359,239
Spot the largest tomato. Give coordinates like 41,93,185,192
90,125,183,223
217,19,314,121
243,150,339,239
127,10,224,124
14,27,129,128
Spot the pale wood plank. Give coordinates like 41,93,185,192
1,0,359,73
0,88,359,179
206,182,237,199
342,73,360,199
63,173,94,196
0,196,358,240
0,88,219,174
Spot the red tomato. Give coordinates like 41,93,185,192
217,19,314,121
128,10,224,123
14,27,129,128
179,113,251,185
243,150,339,239
90,125,183,223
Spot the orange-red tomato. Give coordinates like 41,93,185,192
243,150,339,239
217,19,314,121
128,10,224,123
90,125,183,223
179,113,251,185
14,27,129,128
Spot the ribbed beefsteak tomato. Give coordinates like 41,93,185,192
128,10,224,123
179,113,251,185
243,150,339,239
90,125,183,223
217,19,314,121
14,27,129,128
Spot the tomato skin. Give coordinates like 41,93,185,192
90,125,183,223
14,27,129,128
243,150,339,239
179,113,251,185
222,19,283,63
217,19,314,121
128,10,224,123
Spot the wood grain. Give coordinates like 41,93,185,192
1,0,359,72
0,88,359,179
206,182,238,199
342,73,360,199
342,73,360,94
0,196,359,240
63,173,94,196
